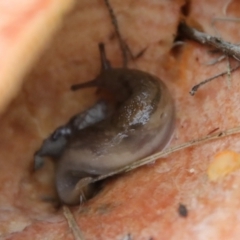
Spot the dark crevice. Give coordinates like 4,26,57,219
181,0,191,17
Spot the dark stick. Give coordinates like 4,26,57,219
179,22,240,95
103,0,128,67
190,64,240,96
179,22,240,61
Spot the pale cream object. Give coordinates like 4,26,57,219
0,0,75,113
208,150,240,181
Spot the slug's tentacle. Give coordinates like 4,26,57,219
71,43,111,91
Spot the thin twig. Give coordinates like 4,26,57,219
103,0,128,67
226,56,232,89
79,125,240,187
211,16,240,44
179,22,240,94
178,22,240,61
222,0,232,15
213,17,240,23
205,55,226,66
63,206,85,240
189,64,240,95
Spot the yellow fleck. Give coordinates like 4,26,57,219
208,150,240,181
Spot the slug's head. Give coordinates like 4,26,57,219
71,43,130,103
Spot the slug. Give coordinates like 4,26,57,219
34,43,175,205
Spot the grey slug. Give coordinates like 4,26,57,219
34,43,175,205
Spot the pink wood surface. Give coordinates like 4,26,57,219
1,0,240,239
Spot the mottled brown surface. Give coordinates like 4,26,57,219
2,0,240,239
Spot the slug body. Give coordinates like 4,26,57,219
34,44,175,205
